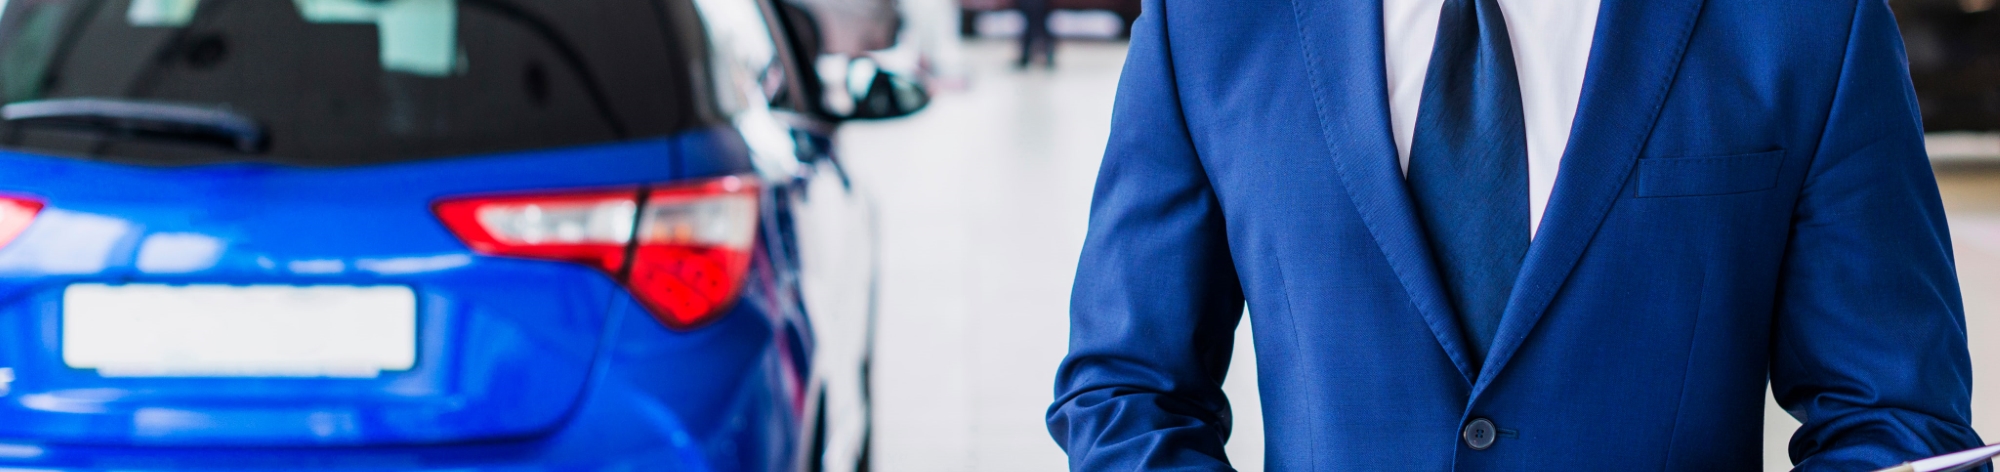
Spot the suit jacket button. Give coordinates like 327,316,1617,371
1463,418,1497,450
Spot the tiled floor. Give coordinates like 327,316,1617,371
843,39,2000,472
840,39,1115,472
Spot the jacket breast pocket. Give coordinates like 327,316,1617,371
1634,150,1785,198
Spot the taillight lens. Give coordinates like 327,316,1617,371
434,177,759,329
0,196,43,249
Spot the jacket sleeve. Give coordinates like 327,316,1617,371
1044,0,1247,470
1773,1,1986,469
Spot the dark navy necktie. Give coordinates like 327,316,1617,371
1405,0,1530,365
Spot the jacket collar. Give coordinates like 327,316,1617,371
1287,0,1706,389
1289,0,1478,384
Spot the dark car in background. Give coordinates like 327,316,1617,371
1892,0,2000,161
1896,0,2000,135
1894,0,2000,134
0,0,924,470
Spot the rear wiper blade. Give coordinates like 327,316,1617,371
1,98,267,153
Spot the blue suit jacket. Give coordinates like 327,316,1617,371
1047,0,1984,470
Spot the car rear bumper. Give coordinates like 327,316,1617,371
0,293,805,472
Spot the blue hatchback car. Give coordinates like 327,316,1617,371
0,0,924,470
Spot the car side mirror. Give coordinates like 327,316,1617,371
840,57,928,120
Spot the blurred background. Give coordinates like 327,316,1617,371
0,0,1987,470
845,0,2000,471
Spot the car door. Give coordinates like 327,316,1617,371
692,0,878,469
759,6,880,471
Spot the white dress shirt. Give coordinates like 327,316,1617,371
1384,0,1601,237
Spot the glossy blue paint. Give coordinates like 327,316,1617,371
0,295,797,471
0,126,813,470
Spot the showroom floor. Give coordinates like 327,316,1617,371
839,39,2000,472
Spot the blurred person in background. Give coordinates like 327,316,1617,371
1048,0,1984,470
1017,0,1052,68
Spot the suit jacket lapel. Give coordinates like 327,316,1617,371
1471,0,1708,395
1291,0,1476,384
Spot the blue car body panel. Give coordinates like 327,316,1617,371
0,296,799,471
0,127,811,470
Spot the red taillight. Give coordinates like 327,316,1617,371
434,177,759,329
0,196,43,249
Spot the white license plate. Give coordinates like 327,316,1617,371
62,284,417,378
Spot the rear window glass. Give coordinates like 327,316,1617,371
0,0,714,166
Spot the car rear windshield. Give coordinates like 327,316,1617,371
0,0,714,166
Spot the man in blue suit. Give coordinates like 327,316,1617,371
1047,0,1986,469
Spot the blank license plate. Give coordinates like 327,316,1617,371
62,284,417,378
